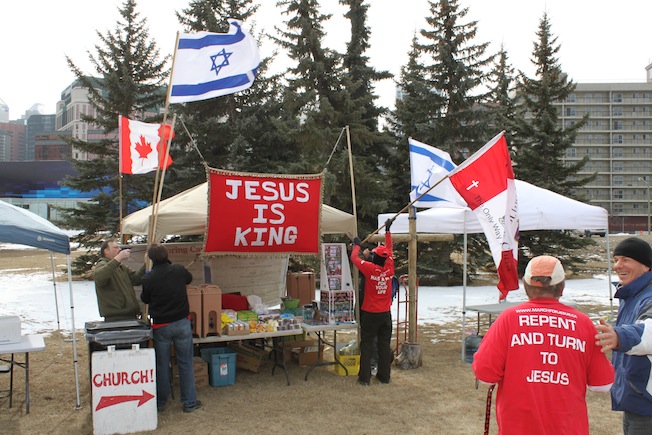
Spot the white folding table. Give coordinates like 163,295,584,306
0,335,46,414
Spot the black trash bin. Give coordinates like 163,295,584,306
85,320,152,404
85,320,152,367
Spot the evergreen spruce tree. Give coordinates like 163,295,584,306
336,0,396,235
512,13,590,194
387,0,495,282
273,0,392,235
386,35,442,208
59,0,169,274
485,45,518,137
419,0,494,159
511,12,593,267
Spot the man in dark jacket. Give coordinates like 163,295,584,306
596,237,652,434
141,243,201,414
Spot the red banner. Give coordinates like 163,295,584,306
204,169,323,255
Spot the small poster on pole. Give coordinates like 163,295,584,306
320,243,353,292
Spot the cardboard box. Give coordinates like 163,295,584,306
286,272,316,306
236,310,258,321
224,320,250,336
283,339,322,367
0,315,21,344
227,342,268,372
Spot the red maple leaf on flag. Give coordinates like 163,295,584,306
134,135,153,159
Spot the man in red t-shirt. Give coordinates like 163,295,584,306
472,255,614,434
351,219,394,386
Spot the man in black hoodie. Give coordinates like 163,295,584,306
141,243,201,414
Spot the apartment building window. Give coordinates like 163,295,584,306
585,93,593,100
614,121,624,130
613,107,623,116
614,190,624,199
613,93,623,103
567,120,576,128
614,176,624,185
613,148,623,157
567,94,576,103
613,203,623,214
613,162,624,172
566,107,576,116
614,135,624,144
566,148,577,158
595,94,603,102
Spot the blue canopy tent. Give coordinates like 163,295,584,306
0,200,81,408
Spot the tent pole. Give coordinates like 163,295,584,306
49,253,63,355
67,254,81,409
408,207,418,343
345,125,361,348
461,213,468,363
606,230,613,317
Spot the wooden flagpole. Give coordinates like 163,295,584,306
150,114,177,242
360,172,451,244
344,126,362,347
147,31,180,243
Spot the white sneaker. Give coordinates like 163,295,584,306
371,365,378,376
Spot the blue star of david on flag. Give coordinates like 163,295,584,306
409,138,467,208
210,49,233,76
170,19,261,104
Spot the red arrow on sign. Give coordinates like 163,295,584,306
95,390,155,411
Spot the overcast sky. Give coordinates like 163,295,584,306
2,0,651,119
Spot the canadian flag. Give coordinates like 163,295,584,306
119,116,174,174
448,131,519,299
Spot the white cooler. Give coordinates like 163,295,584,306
0,315,22,344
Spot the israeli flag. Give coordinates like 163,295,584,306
409,138,467,208
170,19,261,104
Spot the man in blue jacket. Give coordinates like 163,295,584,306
596,237,652,434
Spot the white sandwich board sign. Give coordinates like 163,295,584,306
91,346,157,435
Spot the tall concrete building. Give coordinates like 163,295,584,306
56,78,106,161
26,113,56,160
556,64,652,233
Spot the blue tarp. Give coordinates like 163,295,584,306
0,200,70,254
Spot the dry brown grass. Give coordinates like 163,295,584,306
0,242,627,434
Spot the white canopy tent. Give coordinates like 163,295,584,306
379,180,608,234
378,180,611,362
122,182,356,239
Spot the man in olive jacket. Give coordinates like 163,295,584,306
93,239,146,321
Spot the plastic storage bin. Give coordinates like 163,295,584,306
334,354,360,376
200,347,236,387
